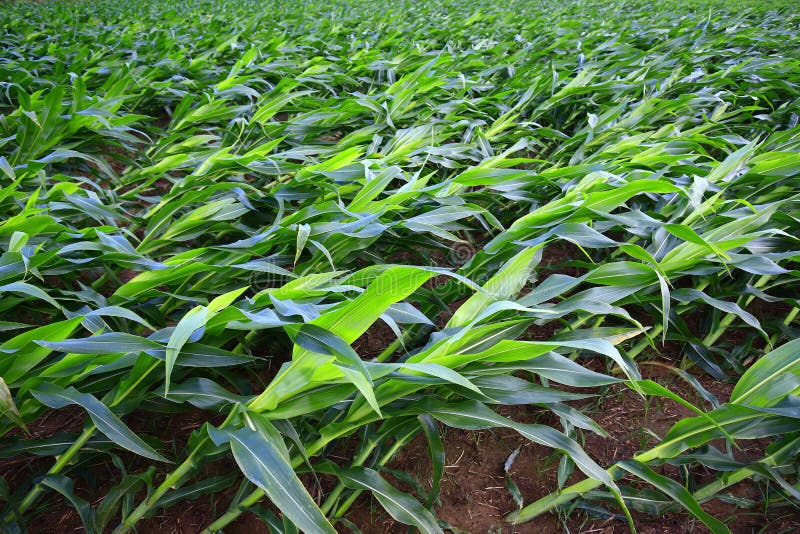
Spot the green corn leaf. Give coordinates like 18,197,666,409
250,266,433,412
419,414,444,508
31,383,169,462
167,378,247,409
448,247,540,328
40,475,96,533
671,288,765,337
330,466,443,534
663,223,730,262
293,324,380,416
0,318,84,385
208,423,336,534
154,475,237,510
0,282,61,310
36,333,162,354
164,287,247,393
731,338,800,407
617,460,730,534
95,470,154,532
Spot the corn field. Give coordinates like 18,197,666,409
0,0,799,532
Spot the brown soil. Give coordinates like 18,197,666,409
353,319,399,359
7,366,800,533
375,410,568,534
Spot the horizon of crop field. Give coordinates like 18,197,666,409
0,0,798,532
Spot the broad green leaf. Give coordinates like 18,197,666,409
250,266,434,411
419,414,444,508
208,424,336,534
448,247,540,327
617,460,729,534
731,338,800,407
0,318,84,384
293,324,379,415
36,333,162,354
40,475,96,532
167,378,247,409
31,383,169,462
335,467,443,534
165,287,247,393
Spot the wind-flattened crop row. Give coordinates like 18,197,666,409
0,0,799,532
